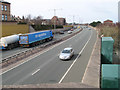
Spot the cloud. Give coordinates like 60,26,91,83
7,0,119,23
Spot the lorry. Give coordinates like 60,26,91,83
0,34,21,50
19,30,53,47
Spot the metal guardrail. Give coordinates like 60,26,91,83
1,29,82,68
52,27,72,34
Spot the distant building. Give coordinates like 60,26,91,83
59,18,66,25
118,1,120,23
0,0,11,21
11,15,22,22
41,19,51,25
104,20,113,25
51,16,60,25
51,16,66,25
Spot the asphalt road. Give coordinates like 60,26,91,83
2,28,97,85
0,29,79,59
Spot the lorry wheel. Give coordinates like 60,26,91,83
50,37,53,41
7,46,12,50
40,41,42,44
46,39,49,42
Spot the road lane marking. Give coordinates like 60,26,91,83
1,30,84,75
81,30,97,83
58,30,93,84
32,69,41,75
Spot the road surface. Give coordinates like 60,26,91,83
2,28,97,85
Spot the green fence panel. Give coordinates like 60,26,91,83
101,37,114,64
101,64,120,88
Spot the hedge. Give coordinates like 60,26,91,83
31,25,63,31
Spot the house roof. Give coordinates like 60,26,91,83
104,20,113,24
51,16,59,20
0,0,10,4
104,19,113,22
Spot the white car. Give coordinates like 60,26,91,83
68,30,72,34
59,47,74,60
88,28,91,30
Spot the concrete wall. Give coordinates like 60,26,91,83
2,24,29,37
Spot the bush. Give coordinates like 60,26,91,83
89,21,101,27
98,24,119,50
18,22,27,24
31,25,63,31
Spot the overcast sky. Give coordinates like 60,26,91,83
6,0,120,23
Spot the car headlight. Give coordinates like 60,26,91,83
65,56,70,59
60,55,64,59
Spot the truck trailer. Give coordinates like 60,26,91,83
0,34,21,50
19,30,53,47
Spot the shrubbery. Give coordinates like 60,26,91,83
98,24,119,50
89,21,101,27
31,25,63,31
17,22,27,25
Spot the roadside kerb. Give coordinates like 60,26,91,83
1,29,82,68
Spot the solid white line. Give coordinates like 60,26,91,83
32,69,41,75
1,30,83,75
58,30,93,84
81,30,97,83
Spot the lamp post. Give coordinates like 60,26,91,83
54,9,56,30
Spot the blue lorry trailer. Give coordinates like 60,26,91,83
19,30,53,47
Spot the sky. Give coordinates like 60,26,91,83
6,0,120,23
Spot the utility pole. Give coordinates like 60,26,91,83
54,9,56,30
73,15,75,25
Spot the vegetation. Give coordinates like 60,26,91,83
17,22,27,25
89,21,102,27
98,24,119,50
64,25,73,28
31,25,63,31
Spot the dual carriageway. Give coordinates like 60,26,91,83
0,26,97,86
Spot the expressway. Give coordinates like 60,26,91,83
2,27,97,85
0,29,79,59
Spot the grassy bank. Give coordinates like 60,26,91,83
97,25,119,50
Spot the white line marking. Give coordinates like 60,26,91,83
1,30,83,75
32,69,41,75
58,30,93,84
81,30,97,83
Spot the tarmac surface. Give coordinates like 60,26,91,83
2,27,101,88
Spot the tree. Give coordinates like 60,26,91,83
89,21,102,27
22,16,25,20
24,14,32,24
33,15,43,25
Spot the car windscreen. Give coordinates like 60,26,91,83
62,50,70,53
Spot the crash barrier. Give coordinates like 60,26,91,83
1,29,82,68
52,27,72,34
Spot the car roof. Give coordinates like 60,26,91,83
63,47,72,50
